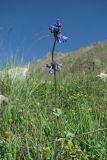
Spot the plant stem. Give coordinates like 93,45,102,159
54,69,57,105
75,128,107,138
51,39,57,106
52,40,56,62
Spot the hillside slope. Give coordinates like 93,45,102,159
30,40,107,76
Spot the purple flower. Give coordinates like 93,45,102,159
46,63,61,74
49,19,61,34
57,34,68,43
49,19,68,43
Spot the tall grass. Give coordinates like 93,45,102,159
0,70,107,159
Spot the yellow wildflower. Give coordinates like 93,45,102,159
43,146,51,159
64,139,74,152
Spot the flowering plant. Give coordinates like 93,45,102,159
47,19,68,105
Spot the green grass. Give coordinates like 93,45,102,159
0,71,107,160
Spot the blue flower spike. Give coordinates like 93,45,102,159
49,19,68,43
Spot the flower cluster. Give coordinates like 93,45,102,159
46,63,61,74
49,19,68,43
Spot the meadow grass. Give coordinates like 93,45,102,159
0,71,107,160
